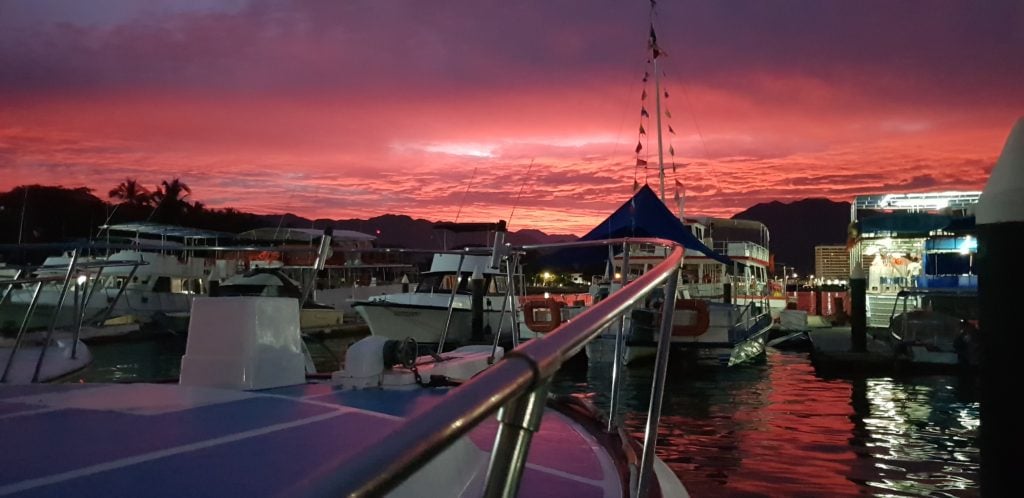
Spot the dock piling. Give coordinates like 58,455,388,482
976,116,1024,495
849,261,866,352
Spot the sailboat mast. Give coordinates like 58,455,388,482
654,56,666,202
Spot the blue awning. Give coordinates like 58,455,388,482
536,185,733,269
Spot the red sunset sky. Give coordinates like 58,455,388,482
1,0,1021,234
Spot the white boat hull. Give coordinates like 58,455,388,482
0,339,92,383
355,302,514,344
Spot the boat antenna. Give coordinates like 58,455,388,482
17,186,28,244
506,159,535,229
453,166,478,223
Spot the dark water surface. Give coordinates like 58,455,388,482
71,338,980,497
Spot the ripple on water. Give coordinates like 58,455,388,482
554,349,980,497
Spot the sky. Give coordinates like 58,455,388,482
1,0,1021,234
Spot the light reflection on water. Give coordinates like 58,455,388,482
71,338,980,497
553,351,980,497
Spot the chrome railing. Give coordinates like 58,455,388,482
312,238,684,498
0,255,146,383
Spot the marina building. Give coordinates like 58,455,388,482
850,192,981,326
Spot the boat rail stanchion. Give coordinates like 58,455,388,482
72,270,97,360
0,268,23,306
93,261,140,326
507,253,522,348
490,270,515,362
482,381,551,498
32,249,80,382
299,227,333,307
437,253,466,355
636,267,679,497
74,267,105,356
0,280,45,383
607,241,631,432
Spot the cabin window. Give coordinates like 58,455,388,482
488,275,508,295
416,274,470,294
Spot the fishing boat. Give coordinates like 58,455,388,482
517,9,773,367
0,237,690,497
353,221,522,347
1,223,235,334
543,188,773,366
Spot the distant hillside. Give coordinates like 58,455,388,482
731,198,850,275
254,213,578,249
0,185,576,262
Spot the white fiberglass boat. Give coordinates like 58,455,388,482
0,236,691,497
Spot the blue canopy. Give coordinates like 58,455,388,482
580,185,732,265
534,185,733,270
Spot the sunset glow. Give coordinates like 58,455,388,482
1,1,1019,234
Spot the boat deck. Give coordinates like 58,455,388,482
0,382,621,497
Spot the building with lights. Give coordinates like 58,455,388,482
850,192,981,326
814,245,850,282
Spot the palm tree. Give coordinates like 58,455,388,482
108,178,152,206
151,178,192,224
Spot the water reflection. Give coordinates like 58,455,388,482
859,377,980,496
554,351,980,497
70,338,980,496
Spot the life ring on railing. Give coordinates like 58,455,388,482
522,299,563,334
672,299,710,337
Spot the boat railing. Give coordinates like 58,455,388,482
0,251,147,383
316,237,684,498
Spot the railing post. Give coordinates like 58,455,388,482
637,267,679,497
94,261,140,326
607,241,631,432
73,267,105,359
507,253,522,348
437,254,466,355
483,381,551,498
0,281,44,383
490,271,515,362
0,268,23,306
33,249,79,382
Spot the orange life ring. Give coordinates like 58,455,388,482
522,299,563,334
672,299,710,337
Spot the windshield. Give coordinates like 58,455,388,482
415,273,507,295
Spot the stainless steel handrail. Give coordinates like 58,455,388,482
0,258,149,383
313,237,684,497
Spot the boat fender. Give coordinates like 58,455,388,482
523,298,563,334
672,299,710,337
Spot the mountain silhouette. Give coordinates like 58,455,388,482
731,198,850,275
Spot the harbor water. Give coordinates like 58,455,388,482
69,337,980,496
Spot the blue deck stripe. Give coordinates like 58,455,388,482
0,396,335,485
6,411,399,498
308,387,450,417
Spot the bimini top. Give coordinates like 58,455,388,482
99,222,233,241
579,185,733,265
236,227,376,244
